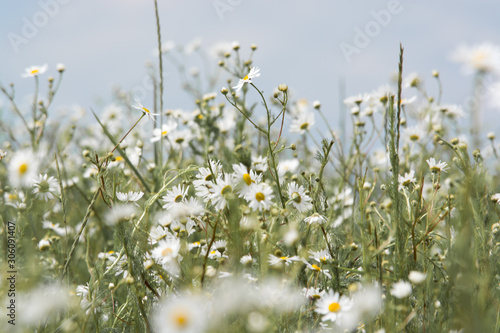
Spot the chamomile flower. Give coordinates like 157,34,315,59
451,42,500,74
116,191,144,206
398,170,417,191
32,174,59,201
287,181,313,212
309,249,331,263
162,185,189,210
491,193,500,204
22,64,48,78
289,110,315,134
154,294,208,333
426,157,449,173
390,280,412,298
150,121,178,142
8,149,39,188
233,67,261,93
132,98,159,122
304,213,327,225
277,158,299,177
151,237,181,265
303,287,325,300
232,163,261,197
302,259,332,278
209,174,235,210
268,254,300,266
240,254,254,265
245,182,274,212
251,155,268,173
314,290,353,324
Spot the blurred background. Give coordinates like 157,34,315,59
1,0,500,137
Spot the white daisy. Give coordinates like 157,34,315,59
451,42,500,74
233,67,261,93
245,182,275,212
162,185,189,210
8,149,39,188
150,121,178,143
22,64,48,78
398,170,417,191
209,174,235,210
426,157,449,173
132,98,159,122
240,254,254,265
304,213,327,225
268,254,300,266
289,110,315,134
315,290,353,324
277,159,299,178
491,193,500,204
153,294,208,333
287,182,313,212
232,163,262,198
32,174,59,201
303,287,325,300
151,237,181,265
309,249,331,263
251,155,268,173
302,259,332,278
116,190,144,206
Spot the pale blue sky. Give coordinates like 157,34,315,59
1,0,500,136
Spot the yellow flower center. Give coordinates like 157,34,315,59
292,192,302,203
243,173,252,186
204,173,213,181
300,122,309,130
255,192,265,202
221,185,232,195
410,134,420,141
243,75,249,80
311,264,321,271
174,194,183,203
197,114,203,119
161,247,173,256
30,69,39,75
328,302,341,312
172,310,188,328
115,156,124,162
162,130,168,136
142,107,150,114
19,163,28,175
430,166,440,173
280,256,288,261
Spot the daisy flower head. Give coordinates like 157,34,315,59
303,287,325,300
251,155,268,173
8,149,39,188
287,181,313,212
22,64,48,78
268,254,300,266
451,42,500,75
32,174,59,201
398,170,417,191
209,174,235,210
153,294,208,333
162,184,189,210
304,213,327,225
150,121,178,142
314,290,353,324
277,158,299,178
232,163,261,197
426,157,449,173
132,97,159,122
390,280,412,298
116,190,144,206
245,182,275,212
302,259,332,278
233,66,261,93
151,237,181,265
289,110,315,134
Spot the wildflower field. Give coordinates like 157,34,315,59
2,4,500,333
